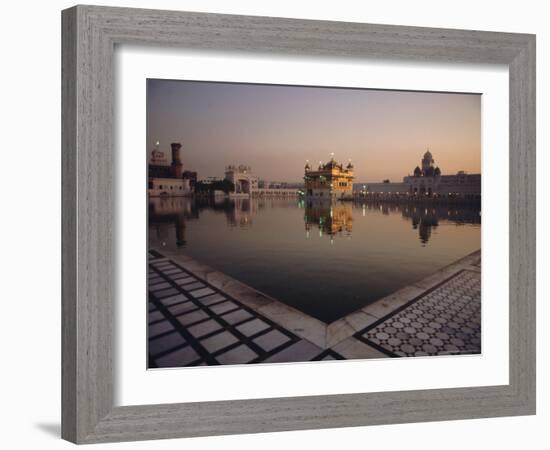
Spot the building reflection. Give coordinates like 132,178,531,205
409,209,439,244
224,198,256,228
148,197,198,247
304,200,353,239
149,197,481,248
358,201,480,245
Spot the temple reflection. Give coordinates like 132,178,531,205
304,200,353,239
352,201,480,245
148,197,481,247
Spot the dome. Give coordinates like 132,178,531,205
324,159,339,169
423,149,433,159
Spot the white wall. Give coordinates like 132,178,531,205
0,1,547,449
149,177,191,196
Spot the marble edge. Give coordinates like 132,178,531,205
150,247,481,350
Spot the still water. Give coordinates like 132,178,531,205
149,197,481,323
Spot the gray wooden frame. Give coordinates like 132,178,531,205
62,5,536,444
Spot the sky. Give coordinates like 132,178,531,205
147,79,481,183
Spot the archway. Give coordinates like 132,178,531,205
234,179,250,194
239,179,250,194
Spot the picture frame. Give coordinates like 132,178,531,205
61,4,536,444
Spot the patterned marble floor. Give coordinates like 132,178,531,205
148,250,481,367
355,270,481,357
148,252,342,367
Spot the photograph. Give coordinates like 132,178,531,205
2,1,541,447
147,79,482,368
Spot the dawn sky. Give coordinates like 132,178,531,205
147,79,481,183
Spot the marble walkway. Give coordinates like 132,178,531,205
148,250,481,367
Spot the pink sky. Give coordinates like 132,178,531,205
148,79,481,182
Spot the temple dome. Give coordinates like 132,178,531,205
325,159,340,169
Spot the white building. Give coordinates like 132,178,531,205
362,149,481,198
255,188,300,197
224,165,259,196
148,177,192,197
148,142,194,197
404,170,481,197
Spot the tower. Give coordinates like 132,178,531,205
150,140,167,165
170,142,183,178
421,148,435,176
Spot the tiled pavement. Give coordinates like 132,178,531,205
148,251,339,367
148,250,481,367
355,270,481,357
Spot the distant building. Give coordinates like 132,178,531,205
363,149,480,199
255,188,300,197
304,156,354,199
148,142,194,197
253,180,301,197
224,165,259,196
182,170,198,191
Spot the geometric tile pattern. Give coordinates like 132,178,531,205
148,252,343,367
356,270,481,357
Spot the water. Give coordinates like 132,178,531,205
149,196,481,323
